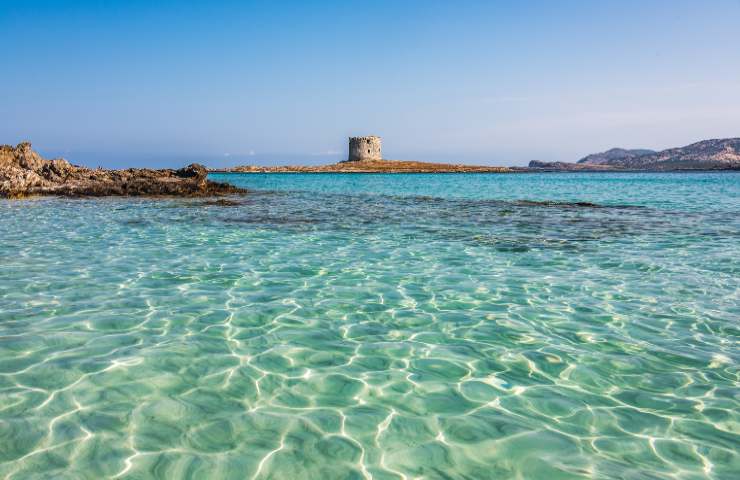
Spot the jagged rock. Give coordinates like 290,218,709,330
0,142,245,198
176,163,208,179
529,160,576,170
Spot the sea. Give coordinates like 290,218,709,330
1,172,738,479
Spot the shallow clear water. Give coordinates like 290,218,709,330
1,172,738,479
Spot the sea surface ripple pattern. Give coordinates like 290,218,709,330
0,172,738,479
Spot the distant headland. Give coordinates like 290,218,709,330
528,138,740,171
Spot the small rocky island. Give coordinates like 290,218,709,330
217,135,514,173
0,142,244,198
220,159,514,174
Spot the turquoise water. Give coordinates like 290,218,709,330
1,172,738,479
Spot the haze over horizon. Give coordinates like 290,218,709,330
2,0,739,168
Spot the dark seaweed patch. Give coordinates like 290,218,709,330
197,199,245,207
120,218,148,226
513,200,642,209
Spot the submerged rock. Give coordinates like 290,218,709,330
0,143,244,198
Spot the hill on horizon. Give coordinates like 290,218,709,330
577,148,656,165
531,138,740,171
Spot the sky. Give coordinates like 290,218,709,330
1,0,739,168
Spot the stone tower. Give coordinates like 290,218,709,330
348,136,382,161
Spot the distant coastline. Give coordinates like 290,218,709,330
3,137,739,198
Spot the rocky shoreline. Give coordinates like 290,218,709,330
0,143,245,198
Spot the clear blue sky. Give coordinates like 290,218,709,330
1,0,739,167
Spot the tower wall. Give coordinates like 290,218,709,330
348,136,382,161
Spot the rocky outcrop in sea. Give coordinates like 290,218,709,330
0,142,245,198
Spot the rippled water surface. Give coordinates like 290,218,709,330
1,172,738,479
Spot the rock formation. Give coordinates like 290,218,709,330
0,142,244,198
527,160,613,171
